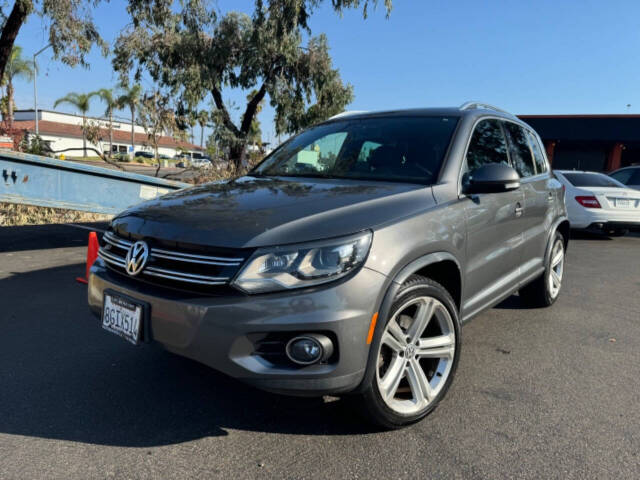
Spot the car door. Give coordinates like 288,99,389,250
502,121,552,279
462,119,525,318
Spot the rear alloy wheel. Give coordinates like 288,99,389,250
520,231,565,307
357,276,460,428
547,237,565,300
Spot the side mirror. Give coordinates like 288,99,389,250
463,163,521,194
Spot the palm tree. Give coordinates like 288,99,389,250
54,92,97,157
95,88,118,158
196,110,209,148
117,84,142,159
1,46,34,128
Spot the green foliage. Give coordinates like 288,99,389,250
0,0,107,89
114,1,363,166
1,45,34,86
1,45,34,126
256,0,392,37
94,88,118,117
19,134,52,156
53,90,99,157
137,90,184,168
0,0,107,66
53,91,96,115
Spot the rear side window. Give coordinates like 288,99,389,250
503,122,535,178
526,130,548,174
466,119,509,171
562,172,624,188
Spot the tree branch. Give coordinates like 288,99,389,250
0,0,31,83
240,82,267,136
211,86,240,137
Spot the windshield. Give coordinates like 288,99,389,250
562,172,626,188
252,116,459,185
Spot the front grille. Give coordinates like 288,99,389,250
98,231,248,294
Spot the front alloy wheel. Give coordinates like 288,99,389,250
356,275,461,429
377,296,455,415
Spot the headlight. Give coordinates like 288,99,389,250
233,231,373,294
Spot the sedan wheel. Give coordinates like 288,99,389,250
376,295,456,416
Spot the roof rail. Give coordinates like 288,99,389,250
459,102,511,115
329,110,368,120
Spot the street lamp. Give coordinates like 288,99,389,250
33,44,52,136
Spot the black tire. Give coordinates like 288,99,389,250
519,231,565,307
355,275,461,429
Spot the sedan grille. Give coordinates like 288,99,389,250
98,231,248,293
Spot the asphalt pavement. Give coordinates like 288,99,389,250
0,224,639,479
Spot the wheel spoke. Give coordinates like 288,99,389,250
407,299,435,342
387,318,405,344
551,270,561,288
417,334,455,359
379,355,405,401
382,330,404,353
552,249,563,267
406,358,432,405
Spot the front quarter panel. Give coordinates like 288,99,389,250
365,190,466,283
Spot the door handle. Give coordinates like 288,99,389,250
515,202,524,217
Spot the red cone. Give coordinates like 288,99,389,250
76,231,99,284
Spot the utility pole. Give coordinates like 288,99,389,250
33,44,52,136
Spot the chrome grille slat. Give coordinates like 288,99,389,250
145,265,229,282
99,231,245,291
103,231,133,249
151,248,244,264
150,251,241,266
143,270,227,286
98,248,126,267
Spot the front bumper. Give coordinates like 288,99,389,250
88,260,389,396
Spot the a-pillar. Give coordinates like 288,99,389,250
605,143,623,172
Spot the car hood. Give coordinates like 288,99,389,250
111,176,435,248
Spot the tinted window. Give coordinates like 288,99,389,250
610,168,640,185
562,172,625,188
504,122,535,177
526,130,548,174
254,116,459,185
610,169,633,184
466,119,509,172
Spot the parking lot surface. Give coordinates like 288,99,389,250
1,224,639,479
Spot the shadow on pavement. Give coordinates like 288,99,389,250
0,263,375,448
0,222,108,253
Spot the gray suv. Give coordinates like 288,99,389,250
89,103,569,428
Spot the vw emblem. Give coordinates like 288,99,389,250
125,241,149,276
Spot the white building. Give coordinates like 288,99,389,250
13,109,204,158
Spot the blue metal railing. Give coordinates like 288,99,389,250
0,150,189,215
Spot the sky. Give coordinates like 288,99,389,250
10,0,640,146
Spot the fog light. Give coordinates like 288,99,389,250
285,334,333,365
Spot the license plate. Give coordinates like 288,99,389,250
102,293,143,345
616,198,631,208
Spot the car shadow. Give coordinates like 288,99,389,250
0,222,109,253
0,263,377,448
569,230,613,241
493,295,522,310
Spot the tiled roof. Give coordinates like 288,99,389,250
12,120,203,151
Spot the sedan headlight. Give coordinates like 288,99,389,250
233,231,373,293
